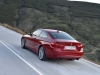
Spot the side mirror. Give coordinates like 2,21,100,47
28,33,32,36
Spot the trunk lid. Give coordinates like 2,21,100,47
55,39,82,51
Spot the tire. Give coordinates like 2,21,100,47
21,38,26,48
38,46,46,61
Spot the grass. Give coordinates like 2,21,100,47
0,23,25,35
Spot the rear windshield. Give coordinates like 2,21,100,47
49,32,75,40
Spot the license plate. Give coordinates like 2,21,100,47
64,46,76,50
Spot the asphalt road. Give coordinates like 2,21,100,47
0,25,100,75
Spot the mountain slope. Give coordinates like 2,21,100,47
0,0,100,64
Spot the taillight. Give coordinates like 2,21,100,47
80,48,83,52
77,43,83,47
77,43,83,51
51,42,58,48
50,42,64,49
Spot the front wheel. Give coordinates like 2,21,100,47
21,38,26,48
38,46,46,61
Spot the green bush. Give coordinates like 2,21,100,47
84,54,96,62
0,4,20,26
95,50,100,61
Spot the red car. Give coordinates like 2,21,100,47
21,29,83,61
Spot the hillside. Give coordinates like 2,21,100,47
0,0,100,64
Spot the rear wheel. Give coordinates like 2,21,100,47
38,46,46,61
21,38,26,48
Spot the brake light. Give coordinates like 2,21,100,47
77,43,83,51
50,42,64,49
77,44,83,47
80,48,83,52
51,42,58,48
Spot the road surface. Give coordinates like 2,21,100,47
0,25,100,75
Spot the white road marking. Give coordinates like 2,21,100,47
0,40,44,75
82,59,100,67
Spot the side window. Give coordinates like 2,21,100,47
39,31,47,38
33,30,42,36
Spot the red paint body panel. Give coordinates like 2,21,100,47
22,29,84,60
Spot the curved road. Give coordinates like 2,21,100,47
0,25,100,75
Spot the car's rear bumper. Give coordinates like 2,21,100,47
54,50,83,59
46,49,83,59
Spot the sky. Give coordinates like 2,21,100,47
69,0,100,4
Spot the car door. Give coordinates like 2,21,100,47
34,31,48,53
30,29,42,52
